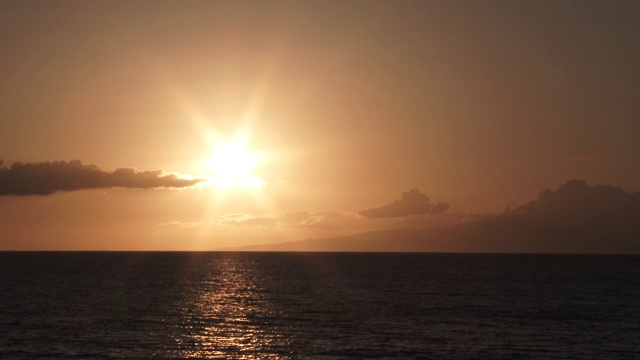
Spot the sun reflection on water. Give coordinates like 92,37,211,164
167,255,291,359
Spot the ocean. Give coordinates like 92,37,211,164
0,252,638,359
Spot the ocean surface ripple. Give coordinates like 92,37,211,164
1,252,639,359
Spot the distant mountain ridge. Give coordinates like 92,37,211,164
224,180,640,254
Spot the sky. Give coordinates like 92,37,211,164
1,0,639,250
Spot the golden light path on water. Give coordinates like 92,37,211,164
167,256,292,359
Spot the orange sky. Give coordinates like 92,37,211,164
1,1,639,250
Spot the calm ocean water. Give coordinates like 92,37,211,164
0,252,638,359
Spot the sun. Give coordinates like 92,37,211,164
206,140,266,188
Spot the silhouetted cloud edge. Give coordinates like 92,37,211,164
0,160,206,196
359,189,449,218
507,179,640,221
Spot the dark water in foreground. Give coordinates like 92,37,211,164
0,252,638,359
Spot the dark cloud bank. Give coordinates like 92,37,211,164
359,189,449,218
0,160,204,196
234,180,640,254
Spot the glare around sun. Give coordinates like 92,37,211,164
206,141,265,188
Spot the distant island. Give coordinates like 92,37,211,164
222,180,640,254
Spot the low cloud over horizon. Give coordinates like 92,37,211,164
0,160,205,196
236,179,640,253
159,210,469,232
508,179,640,222
212,211,372,229
359,189,449,219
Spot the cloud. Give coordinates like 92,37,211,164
214,211,374,229
237,180,640,254
0,160,206,196
214,211,372,229
214,211,312,227
359,189,449,218
211,209,467,230
157,221,205,229
298,211,362,228
510,179,640,222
